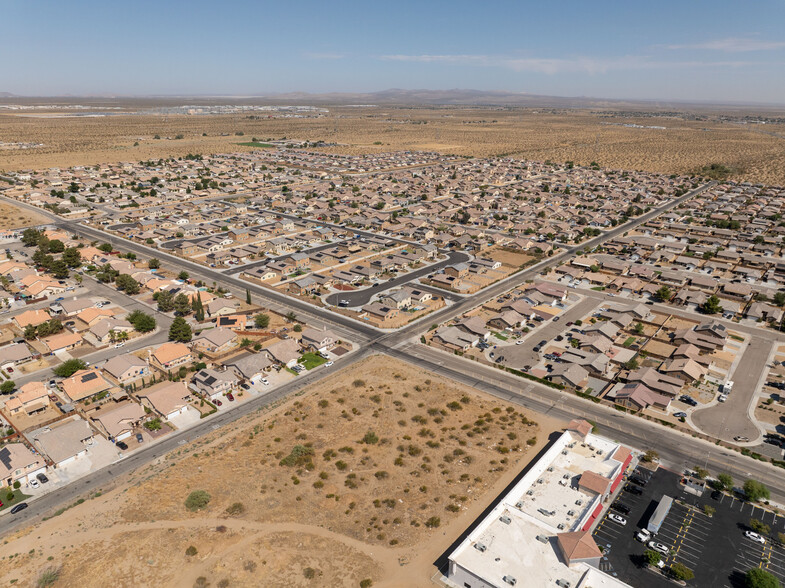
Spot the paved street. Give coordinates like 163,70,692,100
324,250,469,307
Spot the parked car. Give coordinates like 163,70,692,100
635,529,652,543
260,379,269,386
36,473,49,484
734,436,750,442
611,502,631,515
629,476,648,487
227,393,235,401
648,541,670,555
114,342,125,348
624,483,643,495
538,340,547,347
214,399,222,406
745,531,766,544
674,411,687,418
553,316,560,322
116,441,128,450
515,340,524,345
718,394,728,403
136,433,144,443
240,383,250,391
29,479,39,489
10,503,28,514
533,346,541,353
608,513,627,525
325,361,334,367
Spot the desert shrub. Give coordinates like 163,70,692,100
279,445,315,468
352,379,366,388
185,545,198,556
185,490,211,511
225,502,245,516
36,567,60,588
424,516,441,528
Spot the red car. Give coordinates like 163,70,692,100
227,393,235,402
214,399,222,406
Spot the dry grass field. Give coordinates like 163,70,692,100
0,355,564,588
1,104,785,184
0,201,50,229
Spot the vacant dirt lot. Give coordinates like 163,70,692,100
0,201,49,229
1,103,784,184
0,355,564,588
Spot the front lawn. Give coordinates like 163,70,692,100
299,352,327,370
492,332,508,341
0,489,31,512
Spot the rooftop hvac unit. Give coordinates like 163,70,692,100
474,542,487,553
568,443,575,448
596,449,603,455
526,490,534,496
567,510,575,516
536,535,549,544
557,523,565,530
575,499,583,506
499,515,512,525
562,474,570,479
503,575,517,586
537,478,544,484
515,501,523,509
547,466,554,472
562,450,568,455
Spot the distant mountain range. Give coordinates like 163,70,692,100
0,89,781,109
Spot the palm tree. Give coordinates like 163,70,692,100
108,330,117,344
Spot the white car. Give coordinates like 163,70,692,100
718,394,727,403
260,378,269,386
608,513,627,526
635,529,652,542
325,361,334,367
114,342,125,348
515,340,524,345
29,479,40,489
745,531,766,544
648,541,670,555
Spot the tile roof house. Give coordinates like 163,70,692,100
138,381,191,420
265,338,302,368
150,342,193,372
31,416,95,467
300,328,338,353
0,443,46,486
61,368,113,403
224,352,274,382
190,327,238,355
0,342,33,369
103,353,150,384
610,382,671,411
13,308,50,329
5,381,50,416
42,331,83,354
189,368,238,400
91,402,146,441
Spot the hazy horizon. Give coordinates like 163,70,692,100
2,1,785,103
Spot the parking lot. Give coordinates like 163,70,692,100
592,467,785,587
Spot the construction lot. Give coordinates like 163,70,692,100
592,467,785,587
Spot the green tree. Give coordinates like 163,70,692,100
634,322,644,335
750,518,771,536
48,239,65,253
745,568,781,588
173,292,191,315
178,271,189,281
49,260,69,279
53,358,87,378
21,228,43,247
148,258,161,269
0,380,16,395
62,247,82,267
670,563,694,581
127,310,156,333
655,286,672,302
714,473,733,492
98,243,113,253
168,317,192,342
701,294,723,315
643,550,662,566
192,292,205,321
156,290,175,312
254,313,270,329
115,274,139,295
293,323,302,332
744,479,770,502
774,292,785,307
23,324,38,339
623,358,639,370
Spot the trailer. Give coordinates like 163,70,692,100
647,495,673,534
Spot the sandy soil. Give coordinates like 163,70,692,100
0,201,50,229
0,355,564,588
1,106,785,184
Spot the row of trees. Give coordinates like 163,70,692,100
154,290,204,320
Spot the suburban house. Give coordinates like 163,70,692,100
189,368,238,401
0,342,33,371
190,327,238,356
609,382,671,411
433,325,478,351
30,416,96,467
102,354,151,385
60,368,113,403
300,327,338,353
265,338,302,368
138,381,192,420
42,331,83,354
0,443,47,487
91,402,146,441
224,352,274,383
5,381,50,416
150,342,193,372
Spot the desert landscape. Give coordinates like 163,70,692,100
0,356,563,588
1,100,785,185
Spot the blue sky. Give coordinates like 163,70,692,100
3,0,785,103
